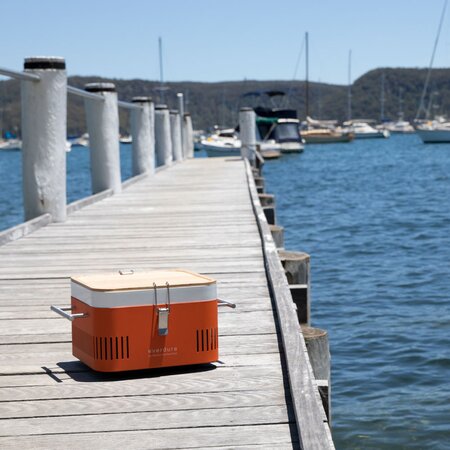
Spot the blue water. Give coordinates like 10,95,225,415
1,136,449,449
262,134,450,450
0,144,133,230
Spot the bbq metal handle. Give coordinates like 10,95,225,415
217,299,237,309
50,306,88,321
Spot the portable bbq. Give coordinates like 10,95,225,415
51,269,235,372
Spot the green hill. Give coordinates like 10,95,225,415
1,67,449,135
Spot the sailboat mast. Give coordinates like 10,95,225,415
305,31,309,118
347,49,352,121
415,0,448,120
380,71,385,122
158,36,165,104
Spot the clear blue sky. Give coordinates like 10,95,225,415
2,0,450,85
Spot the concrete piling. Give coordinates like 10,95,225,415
177,93,186,159
84,82,121,194
184,113,194,158
155,105,172,167
21,56,67,222
131,96,154,176
170,110,183,162
239,107,256,165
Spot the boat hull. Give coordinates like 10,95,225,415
202,144,241,157
416,129,450,143
302,132,354,144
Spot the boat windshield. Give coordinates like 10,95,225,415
271,122,301,142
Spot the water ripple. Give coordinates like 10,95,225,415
264,135,450,450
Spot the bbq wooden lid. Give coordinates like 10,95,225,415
71,269,215,292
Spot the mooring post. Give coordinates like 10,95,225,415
177,93,186,159
21,56,67,222
170,110,183,162
84,83,121,194
278,250,311,325
155,104,172,167
269,224,285,248
184,113,194,158
302,325,331,425
239,107,256,165
130,96,154,176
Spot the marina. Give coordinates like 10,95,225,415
0,58,332,449
2,2,450,447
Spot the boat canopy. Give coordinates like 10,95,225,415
254,106,297,119
242,90,286,98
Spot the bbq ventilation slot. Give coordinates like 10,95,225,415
196,328,218,352
93,336,130,360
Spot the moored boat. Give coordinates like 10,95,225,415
415,121,450,143
0,139,21,151
346,121,390,139
201,128,241,157
301,128,354,144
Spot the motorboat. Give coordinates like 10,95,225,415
301,128,354,144
119,135,132,144
301,116,354,144
255,111,304,153
0,139,72,152
346,121,390,139
415,120,450,143
71,133,89,147
201,128,241,157
0,138,21,151
382,120,415,134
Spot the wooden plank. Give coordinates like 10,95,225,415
0,405,291,437
0,424,298,450
245,160,334,449
0,365,285,401
0,388,288,419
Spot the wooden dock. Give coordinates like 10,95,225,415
0,157,333,449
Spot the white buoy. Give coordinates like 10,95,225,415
154,105,172,167
239,107,256,165
184,113,194,158
177,93,186,159
131,96,154,175
21,56,67,222
170,110,183,162
84,83,122,194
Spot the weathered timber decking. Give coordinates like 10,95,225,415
0,157,332,449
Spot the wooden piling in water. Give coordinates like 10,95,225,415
259,193,275,207
269,224,284,248
21,56,67,222
302,325,331,425
84,82,122,194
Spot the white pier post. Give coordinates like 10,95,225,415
155,104,172,167
184,113,194,158
239,107,256,165
131,96,154,175
21,56,67,222
170,110,183,162
84,83,121,194
177,93,186,159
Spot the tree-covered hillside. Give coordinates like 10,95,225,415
1,67,449,135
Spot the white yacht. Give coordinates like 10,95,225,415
415,120,450,143
347,121,390,139
201,128,241,157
